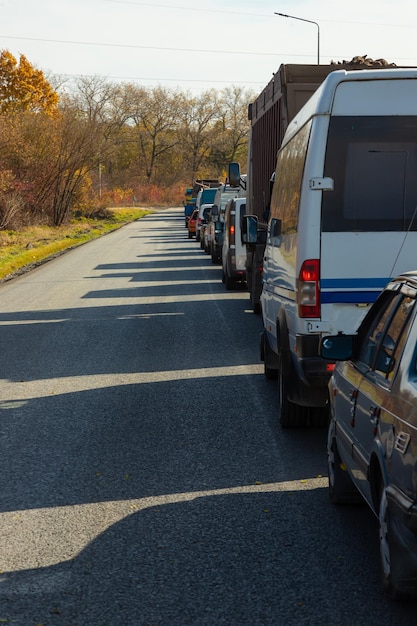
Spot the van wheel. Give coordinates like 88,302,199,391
261,331,278,380
250,281,261,313
277,354,307,427
309,406,330,428
250,292,261,314
225,270,235,290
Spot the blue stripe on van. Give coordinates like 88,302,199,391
320,277,390,304
321,291,379,304
321,277,389,290
320,277,389,304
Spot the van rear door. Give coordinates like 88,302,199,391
320,111,417,335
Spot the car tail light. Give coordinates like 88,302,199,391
229,224,235,245
298,259,320,318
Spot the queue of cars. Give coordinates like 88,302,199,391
188,184,247,291
187,194,417,599
185,73,417,598
240,69,417,600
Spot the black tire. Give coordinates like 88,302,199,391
261,331,278,380
380,488,396,598
378,487,416,600
225,269,235,290
309,405,330,428
327,426,361,504
277,353,308,428
250,280,261,313
250,272,261,314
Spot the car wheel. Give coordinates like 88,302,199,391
380,488,394,596
277,352,307,428
327,426,361,503
378,487,417,600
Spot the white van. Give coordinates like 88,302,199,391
221,197,247,289
258,68,417,428
207,185,238,262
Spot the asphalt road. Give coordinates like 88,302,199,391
0,208,416,625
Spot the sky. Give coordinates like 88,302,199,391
1,0,417,96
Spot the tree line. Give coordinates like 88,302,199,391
0,50,255,228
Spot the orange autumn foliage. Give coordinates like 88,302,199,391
0,49,59,116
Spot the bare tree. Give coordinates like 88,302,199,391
124,85,183,184
179,89,220,182
210,86,255,173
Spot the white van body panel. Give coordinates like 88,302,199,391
222,198,247,275
261,68,417,407
283,70,417,147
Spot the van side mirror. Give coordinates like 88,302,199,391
228,162,240,187
272,218,282,238
241,215,258,244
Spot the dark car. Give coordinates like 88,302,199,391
320,271,417,599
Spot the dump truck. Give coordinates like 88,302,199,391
232,58,397,313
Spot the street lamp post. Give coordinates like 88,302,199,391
274,12,320,65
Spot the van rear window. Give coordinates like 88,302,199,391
322,116,417,232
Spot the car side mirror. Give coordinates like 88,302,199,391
320,335,355,361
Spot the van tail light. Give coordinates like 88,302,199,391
230,224,235,245
298,259,320,318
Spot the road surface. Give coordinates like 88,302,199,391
0,208,415,624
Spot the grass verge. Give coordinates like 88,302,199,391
0,207,154,282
